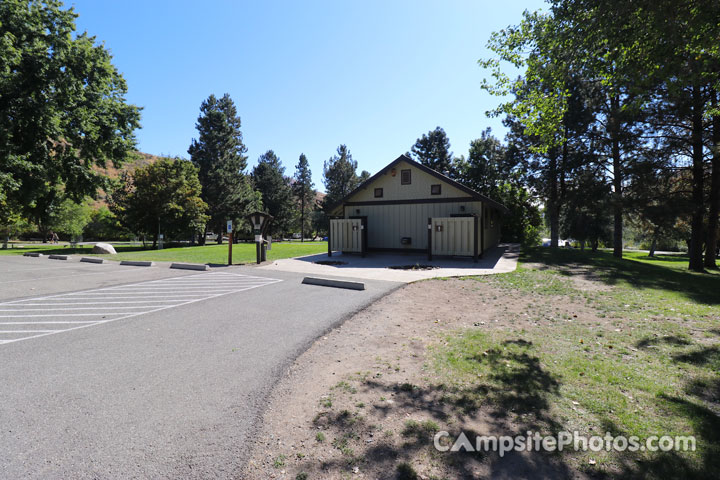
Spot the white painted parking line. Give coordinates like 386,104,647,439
0,270,143,284
0,321,102,324
14,302,184,305
64,292,215,296
0,272,281,345
0,331,58,335
0,307,162,311
0,314,127,317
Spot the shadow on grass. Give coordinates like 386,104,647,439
522,248,720,306
632,394,720,480
614,334,720,479
673,346,720,370
635,254,690,264
588,410,718,480
301,339,574,479
635,335,692,349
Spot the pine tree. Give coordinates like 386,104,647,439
293,154,315,242
410,127,454,175
322,145,360,212
188,93,256,244
252,150,294,236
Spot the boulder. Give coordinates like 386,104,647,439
91,243,117,255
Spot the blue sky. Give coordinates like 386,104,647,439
71,0,546,191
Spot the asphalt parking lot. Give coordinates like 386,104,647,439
0,255,401,478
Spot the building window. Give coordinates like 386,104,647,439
374,187,383,198
401,169,411,185
430,184,441,195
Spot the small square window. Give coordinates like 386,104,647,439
430,184,441,195
401,169,411,185
374,188,383,198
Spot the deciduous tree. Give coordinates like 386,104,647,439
110,158,208,248
0,0,141,230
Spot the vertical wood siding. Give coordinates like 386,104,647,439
346,201,482,250
431,217,475,256
330,219,363,252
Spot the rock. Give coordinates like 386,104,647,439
91,243,117,254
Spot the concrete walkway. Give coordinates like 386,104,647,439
257,243,520,283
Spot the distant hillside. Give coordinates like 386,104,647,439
92,152,163,208
94,152,162,182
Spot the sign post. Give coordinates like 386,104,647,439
245,211,273,264
227,220,233,265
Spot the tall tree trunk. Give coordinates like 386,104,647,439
649,233,658,258
612,146,623,258
216,221,223,245
704,89,720,269
300,195,305,242
688,85,705,272
548,150,559,248
199,225,207,246
610,95,623,258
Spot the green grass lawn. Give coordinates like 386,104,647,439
434,247,720,478
0,241,327,264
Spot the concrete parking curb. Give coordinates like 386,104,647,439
301,276,365,290
80,257,105,264
48,254,70,260
170,263,209,271
119,260,154,267
23,252,43,257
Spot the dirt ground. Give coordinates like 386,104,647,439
241,271,605,480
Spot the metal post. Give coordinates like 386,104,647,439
361,217,367,258
427,217,432,261
228,232,233,265
327,220,332,257
480,209,485,258
256,241,261,264
473,215,479,263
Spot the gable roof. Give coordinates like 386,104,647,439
328,154,508,213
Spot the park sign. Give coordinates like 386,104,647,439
245,211,274,264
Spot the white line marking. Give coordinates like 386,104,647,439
0,268,148,284
11,302,183,306
0,330,58,333
0,321,102,324
0,273,282,346
62,293,212,297
157,280,273,284
0,264,100,273
107,287,241,291
0,306,168,311
0,313,128,317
